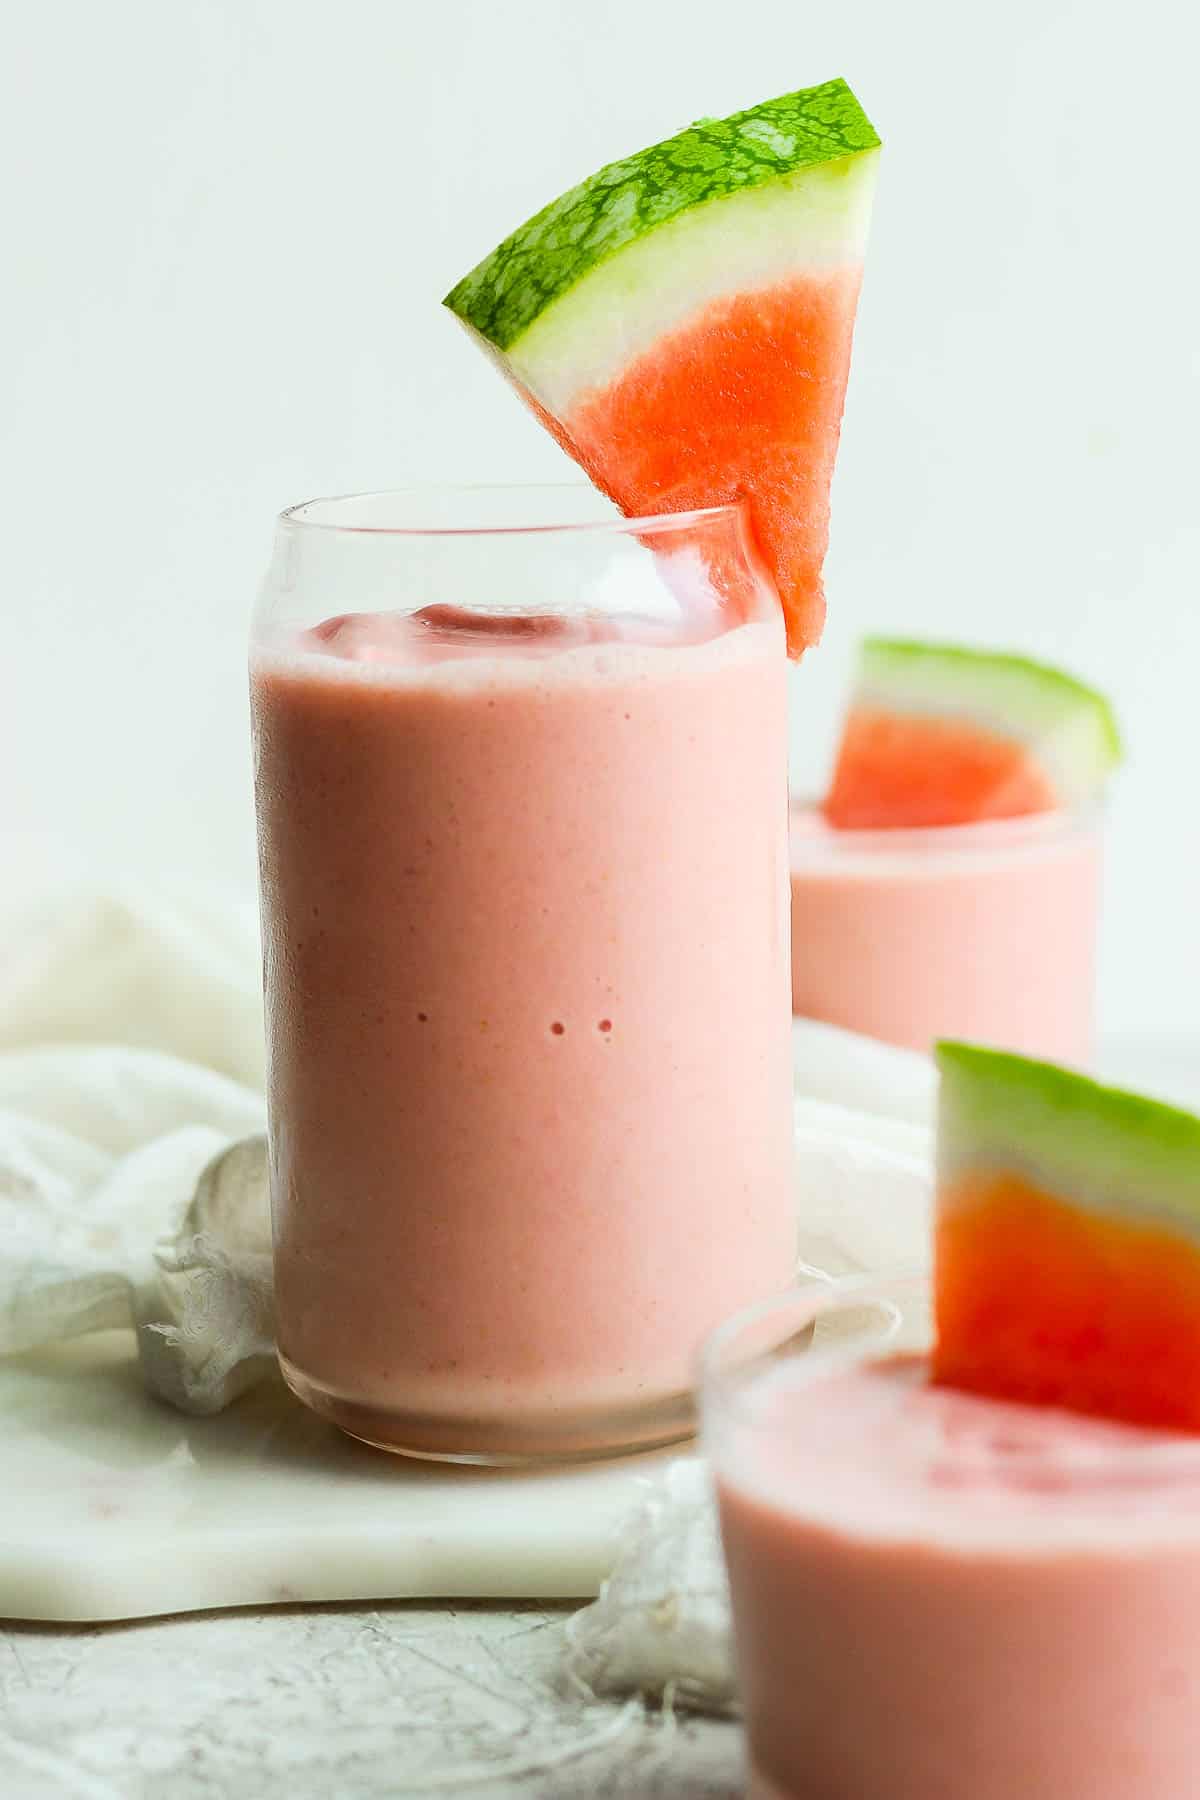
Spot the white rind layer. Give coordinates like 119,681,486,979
855,643,1120,806
502,151,879,417
937,1047,1200,1233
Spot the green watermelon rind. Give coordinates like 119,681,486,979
444,78,880,354
936,1041,1200,1226
860,639,1123,759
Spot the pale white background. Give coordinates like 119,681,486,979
3,0,1196,1043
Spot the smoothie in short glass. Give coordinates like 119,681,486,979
705,1273,1200,1800
789,801,1103,1059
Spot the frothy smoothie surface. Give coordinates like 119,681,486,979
718,1354,1200,1800
727,1353,1200,1544
252,606,795,1458
300,595,735,666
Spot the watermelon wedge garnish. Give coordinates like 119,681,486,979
445,80,880,658
934,1041,1200,1432
824,639,1122,829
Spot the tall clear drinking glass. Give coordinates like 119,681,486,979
251,486,796,1463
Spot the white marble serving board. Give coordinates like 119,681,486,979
0,1331,679,1624
8,1037,1191,1629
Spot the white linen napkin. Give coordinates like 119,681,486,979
0,885,934,1706
0,887,274,1410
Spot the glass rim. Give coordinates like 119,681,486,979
277,482,748,541
698,1266,907,1421
699,1269,1200,1484
789,794,1106,856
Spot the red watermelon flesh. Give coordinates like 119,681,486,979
545,272,864,656
825,641,1122,830
827,707,1059,829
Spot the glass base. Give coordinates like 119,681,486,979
278,1353,698,1466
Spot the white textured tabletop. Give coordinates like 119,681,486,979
0,1603,741,1798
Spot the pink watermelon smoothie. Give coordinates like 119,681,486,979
716,1351,1200,1800
251,606,796,1458
789,802,1102,1058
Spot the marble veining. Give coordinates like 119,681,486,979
1,1331,678,1624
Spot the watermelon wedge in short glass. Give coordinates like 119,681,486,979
824,639,1122,829
934,1042,1200,1432
445,80,880,657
